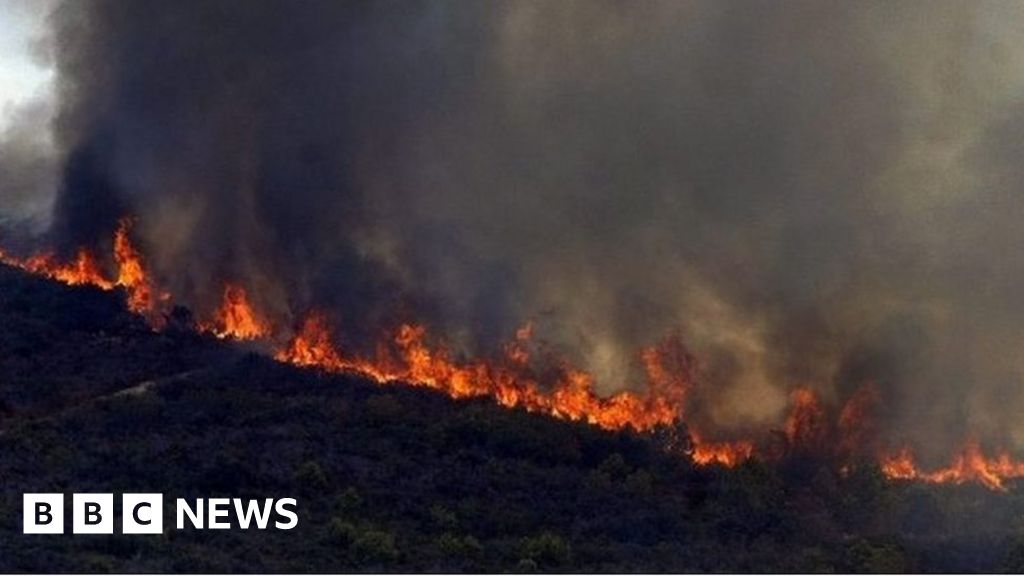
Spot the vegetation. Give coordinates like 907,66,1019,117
1,264,1023,572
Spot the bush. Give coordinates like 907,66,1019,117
351,529,399,565
520,531,571,567
327,518,358,547
429,504,458,532
517,558,539,573
436,533,484,561
335,487,362,517
844,538,909,573
295,460,329,493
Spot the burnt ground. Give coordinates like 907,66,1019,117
0,263,1023,573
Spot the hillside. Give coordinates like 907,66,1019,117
1,263,1023,573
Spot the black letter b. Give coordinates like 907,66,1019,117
85,502,102,525
35,502,52,525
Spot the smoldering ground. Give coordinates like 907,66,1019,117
2,0,1024,462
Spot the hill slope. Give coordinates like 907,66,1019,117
0,264,1023,572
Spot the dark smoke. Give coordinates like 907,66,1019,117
6,0,1024,459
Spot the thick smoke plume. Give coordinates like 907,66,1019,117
6,0,1024,463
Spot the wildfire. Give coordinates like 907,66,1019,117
4,248,115,289
0,218,163,319
837,383,881,459
9,217,1024,490
784,387,829,450
112,218,164,315
879,447,920,481
274,313,362,373
691,434,755,467
275,312,692,433
880,441,1024,491
201,284,272,340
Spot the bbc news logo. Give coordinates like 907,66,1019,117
23,494,298,534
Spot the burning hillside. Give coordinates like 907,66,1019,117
0,0,1023,507
3,222,1024,491
0,218,164,320
4,261,1022,573
8,2,1024,572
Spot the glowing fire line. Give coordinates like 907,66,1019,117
5,218,1024,490
1,218,164,319
880,442,1024,491
273,313,702,434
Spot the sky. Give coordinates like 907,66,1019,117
0,0,54,131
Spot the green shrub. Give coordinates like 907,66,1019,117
436,533,483,561
335,487,362,517
351,529,399,565
520,531,570,567
295,460,329,492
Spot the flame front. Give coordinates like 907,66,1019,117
202,284,272,340
275,313,692,434
691,434,755,467
837,383,881,460
784,387,829,450
1,218,162,320
11,217,1024,489
880,441,1024,491
113,218,164,316
1,247,113,289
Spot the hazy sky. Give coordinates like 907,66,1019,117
0,0,54,131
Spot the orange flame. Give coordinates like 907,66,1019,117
274,315,756,464
691,433,755,467
0,218,166,323
18,249,115,289
275,312,691,433
880,441,1024,491
201,284,272,340
879,447,919,480
837,383,881,459
113,218,163,315
13,218,1024,488
784,387,829,451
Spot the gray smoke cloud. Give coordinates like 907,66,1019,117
0,96,57,231
0,0,57,232
8,0,1024,460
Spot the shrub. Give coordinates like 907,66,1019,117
351,529,399,565
520,531,570,567
295,460,329,493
